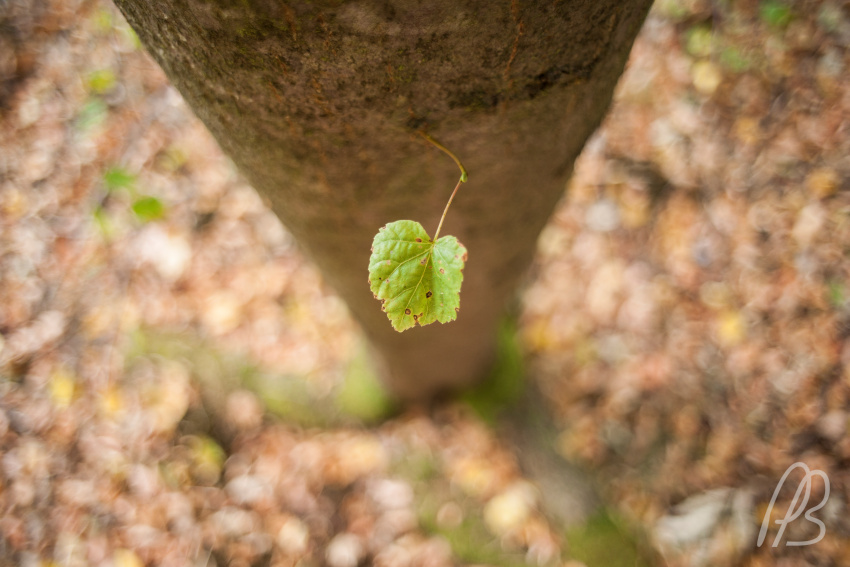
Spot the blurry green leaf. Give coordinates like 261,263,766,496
685,26,713,58
103,167,136,192
189,435,226,479
368,220,467,332
121,26,142,50
132,196,166,222
91,8,113,33
760,1,793,28
75,98,108,131
720,46,751,72
828,280,846,308
92,205,114,238
87,69,117,94
157,146,188,172
181,435,227,488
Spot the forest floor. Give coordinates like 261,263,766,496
1,0,848,566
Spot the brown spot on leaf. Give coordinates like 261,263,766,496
439,268,445,274
413,314,418,321
426,291,432,298
461,252,468,262
415,238,422,242
405,308,411,315
455,307,459,313
386,260,391,265
420,258,427,265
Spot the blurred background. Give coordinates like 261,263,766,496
0,0,848,566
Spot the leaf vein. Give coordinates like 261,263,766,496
381,247,432,282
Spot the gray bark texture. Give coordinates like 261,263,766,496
114,0,653,400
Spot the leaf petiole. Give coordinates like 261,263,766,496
418,131,468,241
433,176,463,242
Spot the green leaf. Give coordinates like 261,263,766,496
760,1,793,28
369,220,467,332
132,196,166,222
86,69,116,94
92,205,114,239
103,167,136,192
685,26,713,58
91,8,113,33
75,98,108,132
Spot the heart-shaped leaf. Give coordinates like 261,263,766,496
369,220,467,332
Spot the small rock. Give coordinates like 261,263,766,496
225,474,271,506
242,532,273,556
587,260,626,322
127,465,160,499
326,533,365,567
817,411,847,442
654,488,731,548
367,478,413,510
136,225,192,281
374,508,417,540
792,203,825,247
124,524,163,550
585,199,620,232
483,481,538,536
226,390,263,430
653,488,757,566
57,479,97,506
277,517,310,555
201,291,244,335
210,507,258,538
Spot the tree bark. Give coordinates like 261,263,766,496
114,0,652,400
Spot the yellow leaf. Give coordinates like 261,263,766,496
100,386,124,418
50,368,76,407
692,61,722,95
113,549,144,567
717,311,745,346
806,168,839,199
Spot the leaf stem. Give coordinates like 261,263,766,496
418,131,468,241
433,175,464,242
419,132,468,182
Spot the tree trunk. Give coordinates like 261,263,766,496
114,0,652,400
